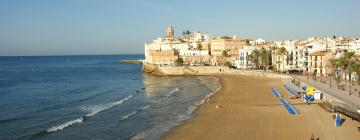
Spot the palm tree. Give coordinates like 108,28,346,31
338,52,356,78
350,62,360,84
270,46,278,70
186,30,191,39
260,48,270,71
277,47,287,72
337,51,357,95
328,58,340,87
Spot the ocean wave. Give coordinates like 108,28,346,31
120,105,151,121
181,76,222,120
120,110,138,121
84,94,134,117
130,120,182,140
196,76,221,92
152,96,169,103
46,118,83,133
130,128,153,140
151,87,179,103
42,94,136,135
0,89,138,128
162,87,180,96
131,82,222,140
139,105,151,110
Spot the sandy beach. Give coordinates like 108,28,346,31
162,75,360,140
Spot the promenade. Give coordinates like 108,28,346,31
292,75,360,109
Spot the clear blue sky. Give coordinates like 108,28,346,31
0,0,359,56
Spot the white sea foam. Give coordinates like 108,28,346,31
130,78,222,140
170,87,180,94
139,105,151,110
46,94,135,133
179,77,222,121
120,110,138,121
46,118,83,133
120,105,151,121
152,96,169,103
130,128,153,140
85,94,134,117
151,87,179,103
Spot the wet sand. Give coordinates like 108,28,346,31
162,75,360,140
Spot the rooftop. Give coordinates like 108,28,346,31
309,51,332,56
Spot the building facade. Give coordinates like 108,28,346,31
308,51,333,76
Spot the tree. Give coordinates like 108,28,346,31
328,58,340,87
249,49,261,69
338,52,356,77
222,50,229,57
270,46,279,70
186,30,191,39
337,51,357,95
350,62,360,84
182,30,192,39
196,43,203,50
246,39,250,45
174,58,184,66
224,61,231,67
260,48,271,71
277,47,287,72
326,58,340,87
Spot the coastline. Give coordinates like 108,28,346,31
161,75,360,140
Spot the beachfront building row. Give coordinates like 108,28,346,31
144,25,360,76
270,37,360,76
144,25,249,66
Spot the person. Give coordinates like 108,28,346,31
335,113,341,127
310,134,314,140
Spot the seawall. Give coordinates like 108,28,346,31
142,63,289,78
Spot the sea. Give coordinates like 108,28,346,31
0,55,220,140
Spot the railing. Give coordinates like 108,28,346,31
322,100,360,121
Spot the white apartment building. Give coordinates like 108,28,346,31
234,46,259,69
349,39,360,54
255,38,266,45
144,38,178,65
285,45,305,71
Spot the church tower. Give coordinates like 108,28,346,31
166,25,174,39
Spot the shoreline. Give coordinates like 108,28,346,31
161,75,360,140
157,75,224,139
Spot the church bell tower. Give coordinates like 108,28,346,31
166,25,174,39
